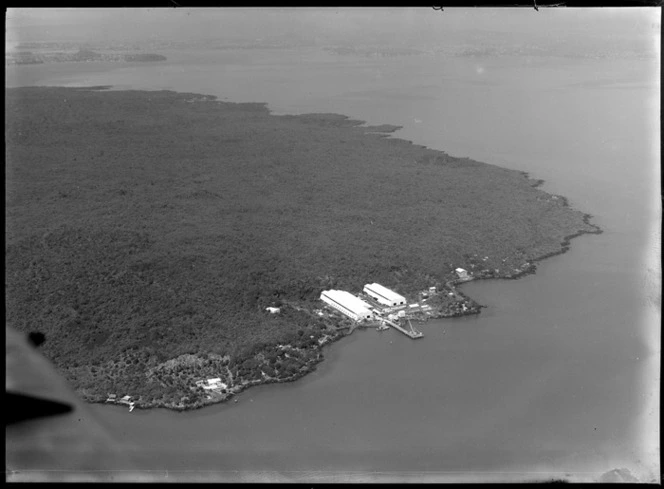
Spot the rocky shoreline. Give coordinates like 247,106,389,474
91,292,488,413
93,215,602,414
6,86,602,415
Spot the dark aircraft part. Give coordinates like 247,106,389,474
28,331,46,347
6,326,140,481
6,392,73,426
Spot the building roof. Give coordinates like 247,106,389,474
321,289,373,317
364,283,406,303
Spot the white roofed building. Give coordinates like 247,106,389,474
363,283,406,307
196,378,227,390
320,289,373,321
455,268,470,279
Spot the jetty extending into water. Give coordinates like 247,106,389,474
378,317,423,339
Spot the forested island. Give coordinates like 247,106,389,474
5,86,601,411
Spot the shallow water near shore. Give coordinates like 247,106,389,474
7,36,660,481
87,233,655,481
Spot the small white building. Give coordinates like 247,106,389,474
265,307,280,314
455,268,470,279
363,283,406,307
196,378,227,390
207,379,226,390
320,289,373,321
118,395,132,405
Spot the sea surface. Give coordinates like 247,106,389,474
6,45,660,482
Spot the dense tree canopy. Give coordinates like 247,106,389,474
5,87,597,407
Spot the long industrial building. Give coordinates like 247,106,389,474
363,283,406,307
320,289,374,321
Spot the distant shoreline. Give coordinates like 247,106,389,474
5,46,167,65
6,85,601,413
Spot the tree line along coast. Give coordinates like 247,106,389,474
5,86,601,411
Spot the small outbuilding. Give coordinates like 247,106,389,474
197,378,228,391
118,395,132,405
455,268,470,279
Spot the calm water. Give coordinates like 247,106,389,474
6,46,660,482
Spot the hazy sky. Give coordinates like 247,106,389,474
6,8,659,52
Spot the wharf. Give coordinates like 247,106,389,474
379,318,423,339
